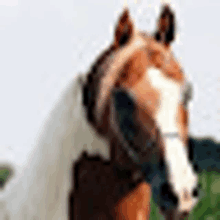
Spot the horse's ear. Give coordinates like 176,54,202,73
154,4,175,46
114,8,134,48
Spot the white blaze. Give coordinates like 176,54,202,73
147,67,181,133
147,67,198,212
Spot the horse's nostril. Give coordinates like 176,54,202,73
193,188,198,197
192,185,200,197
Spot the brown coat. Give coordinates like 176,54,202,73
69,151,151,220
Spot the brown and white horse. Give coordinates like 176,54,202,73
83,3,199,219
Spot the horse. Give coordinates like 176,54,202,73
82,3,199,219
0,3,198,220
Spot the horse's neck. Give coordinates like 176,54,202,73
39,73,110,218
1,74,111,220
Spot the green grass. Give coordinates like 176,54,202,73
0,168,11,188
150,171,220,220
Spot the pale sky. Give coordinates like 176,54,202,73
0,0,219,166
0,0,18,7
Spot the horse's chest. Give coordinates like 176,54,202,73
147,67,181,133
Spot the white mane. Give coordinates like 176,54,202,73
0,73,110,220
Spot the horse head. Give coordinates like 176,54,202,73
83,3,199,219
